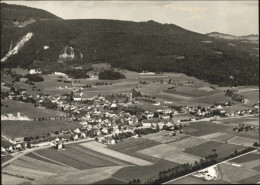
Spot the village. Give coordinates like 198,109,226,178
1,79,259,156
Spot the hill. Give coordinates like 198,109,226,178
207,32,259,43
0,4,258,86
1,2,61,29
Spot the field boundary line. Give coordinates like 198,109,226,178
31,152,79,170
227,136,237,143
111,177,129,183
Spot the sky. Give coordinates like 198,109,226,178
3,0,259,36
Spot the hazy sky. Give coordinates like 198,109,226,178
3,1,259,36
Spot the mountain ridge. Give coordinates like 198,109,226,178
1,3,259,86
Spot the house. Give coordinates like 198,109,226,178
70,134,78,141
73,128,81,134
14,137,24,144
80,132,86,138
1,147,6,152
8,146,14,152
30,140,50,148
108,139,116,145
15,144,22,150
73,94,82,102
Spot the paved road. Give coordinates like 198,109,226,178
163,149,258,184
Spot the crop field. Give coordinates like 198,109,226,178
2,155,13,164
218,163,259,183
142,131,190,143
230,151,260,163
3,164,57,180
25,152,68,166
228,136,258,147
34,166,125,185
107,137,160,153
1,100,66,119
35,145,128,170
167,136,208,148
1,119,81,138
209,133,236,142
67,144,130,166
113,159,179,183
185,141,247,159
138,144,184,159
185,121,259,140
165,175,229,184
12,155,75,173
199,132,227,140
80,141,153,166
94,177,127,184
165,152,201,165
2,174,31,185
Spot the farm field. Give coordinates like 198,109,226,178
185,121,259,140
167,136,208,148
2,174,31,185
184,141,247,159
80,141,153,166
229,151,260,163
34,166,125,184
113,159,178,183
2,155,13,163
34,145,128,170
1,137,15,147
209,133,236,142
1,119,81,138
107,137,160,157
165,175,229,184
94,177,127,184
218,163,260,183
228,136,259,147
142,130,190,143
1,99,66,119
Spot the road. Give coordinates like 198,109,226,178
163,149,258,184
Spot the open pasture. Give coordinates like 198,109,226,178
184,141,247,159
167,136,208,148
154,92,193,102
113,159,178,183
142,131,190,143
218,163,259,183
80,141,153,166
34,166,125,185
244,119,260,126
165,86,221,98
1,100,66,119
240,90,259,105
238,174,260,184
1,119,81,138
188,92,230,105
228,136,259,147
